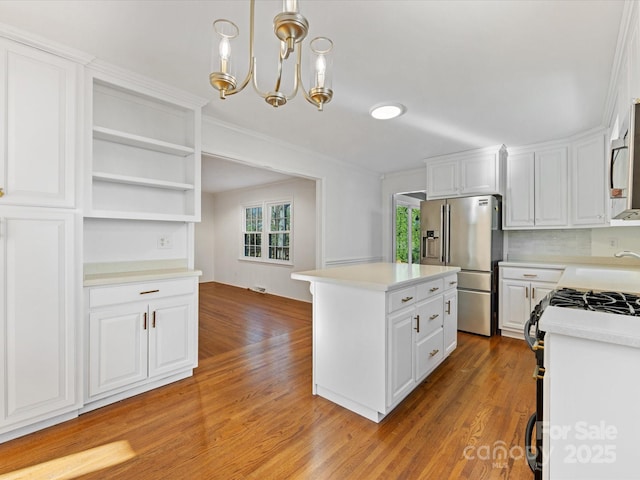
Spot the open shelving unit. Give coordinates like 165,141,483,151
85,73,202,221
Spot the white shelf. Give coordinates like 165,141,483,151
92,172,194,191
93,126,194,156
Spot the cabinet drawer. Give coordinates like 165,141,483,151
500,267,562,283
444,274,458,291
416,278,444,300
388,286,416,313
416,328,444,380
89,277,196,308
417,296,444,339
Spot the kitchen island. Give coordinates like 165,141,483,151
292,262,460,422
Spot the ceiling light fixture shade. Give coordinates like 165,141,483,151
370,104,406,120
209,0,334,111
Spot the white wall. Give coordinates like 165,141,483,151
210,178,316,301
201,116,383,267
84,218,190,263
194,192,216,282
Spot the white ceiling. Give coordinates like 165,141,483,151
0,0,626,178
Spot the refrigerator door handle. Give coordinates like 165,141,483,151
444,203,451,264
440,204,446,263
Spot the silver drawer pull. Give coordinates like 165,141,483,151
429,349,440,357
449,281,457,286
401,296,413,303
429,287,440,292
429,314,439,320
140,289,160,295
523,274,538,278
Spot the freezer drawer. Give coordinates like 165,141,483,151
458,289,492,336
457,271,492,291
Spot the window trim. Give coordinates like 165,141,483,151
240,199,293,266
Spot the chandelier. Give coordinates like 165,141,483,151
209,0,333,111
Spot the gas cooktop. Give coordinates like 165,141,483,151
548,287,640,317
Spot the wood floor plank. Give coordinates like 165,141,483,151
0,281,536,479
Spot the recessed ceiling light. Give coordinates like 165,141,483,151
370,103,406,120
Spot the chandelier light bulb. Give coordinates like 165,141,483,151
209,0,333,110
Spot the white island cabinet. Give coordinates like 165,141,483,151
292,263,459,422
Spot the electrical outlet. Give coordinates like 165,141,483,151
157,235,173,249
608,238,619,248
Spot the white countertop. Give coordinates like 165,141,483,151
84,259,201,286
291,262,460,291
557,264,640,295
540,305,640,349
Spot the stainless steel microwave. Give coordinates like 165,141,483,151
611,101,640,222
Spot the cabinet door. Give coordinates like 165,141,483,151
443,290,458,355
148,295,196,378
89,305,148,398
0,39,77,208
426,159,458,198
499,280,531,333
459,153,498,195
531,282,554,310
0,209,77,428
505,152,535,227
535,148,568,226
388,309,414,406
415,328,444,381
571,135,606,226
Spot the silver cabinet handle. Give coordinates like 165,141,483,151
429,314,439,320
429,287,440,293
140,289,160,295
401,296,413,303
446,300,451,314
414,314,420,333
523,274,538,278
429,349,440,357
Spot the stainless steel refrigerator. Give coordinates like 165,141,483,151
420,195,503,336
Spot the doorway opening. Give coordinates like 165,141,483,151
393,192,426,264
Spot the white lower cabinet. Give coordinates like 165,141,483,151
85,277,197,409
0,208,79,440
388,273,457,411
499,265,562,339
308,270,458,423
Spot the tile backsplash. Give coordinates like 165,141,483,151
506,229,592,257
506,227,640,259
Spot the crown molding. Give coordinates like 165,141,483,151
0,21,94,64
88,59,209,108
602,0,638,128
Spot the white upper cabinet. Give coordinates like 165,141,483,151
85,65,204,221
534,147,568,227
506,146,568,228
426,145,505,199
0,38,80,208
505,131,606,229
571,134,606,226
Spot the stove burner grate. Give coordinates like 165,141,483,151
548,288,640,316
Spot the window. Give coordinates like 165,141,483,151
243,205,263,258
242,200,292,263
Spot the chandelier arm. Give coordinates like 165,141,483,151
251,57,270,98
225,0,257,95
273,43,286,93
296,45,313,103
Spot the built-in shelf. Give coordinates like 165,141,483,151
92,172,194,191
93,126,194,156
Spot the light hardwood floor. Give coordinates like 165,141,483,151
0,282,536,479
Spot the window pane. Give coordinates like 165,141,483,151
395,206,408,263
412,207,421,264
